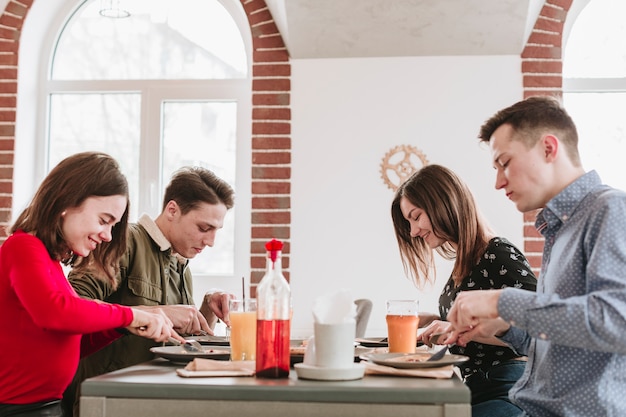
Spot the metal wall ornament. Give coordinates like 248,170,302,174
380,144,429,191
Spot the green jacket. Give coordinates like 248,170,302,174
64,215,193,415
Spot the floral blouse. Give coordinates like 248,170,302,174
439,237,537,378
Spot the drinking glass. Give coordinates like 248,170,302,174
229,298,257,361
386,299,419,353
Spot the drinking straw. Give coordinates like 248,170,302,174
242,276,246,311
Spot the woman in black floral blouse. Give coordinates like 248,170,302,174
391,164,536,417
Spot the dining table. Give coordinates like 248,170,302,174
79,358,471,417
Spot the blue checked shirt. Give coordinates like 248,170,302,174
498,171,626,417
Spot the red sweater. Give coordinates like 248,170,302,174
0,231,134,404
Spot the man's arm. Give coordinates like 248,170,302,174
68,267,115,301
446,289,532,352
497,325,532,356
447,289,501,329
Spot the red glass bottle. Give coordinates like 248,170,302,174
255,239,291,378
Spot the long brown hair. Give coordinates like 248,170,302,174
10,152,129,285
391,164,493,288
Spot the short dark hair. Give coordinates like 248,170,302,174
163,167,235,214
478,96,581,165
10,152,129,283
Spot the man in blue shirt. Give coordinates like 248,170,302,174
446,96,626,416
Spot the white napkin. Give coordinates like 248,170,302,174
311,289,357,324
176,358,255,377
363,362,454,379
303,335,316,365
303,289,357,366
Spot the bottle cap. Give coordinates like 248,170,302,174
265,239,284,262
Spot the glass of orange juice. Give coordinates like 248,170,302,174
229,299,257,361
386,299,419,353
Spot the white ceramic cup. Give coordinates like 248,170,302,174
313,321,355,369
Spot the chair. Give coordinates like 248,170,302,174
354,298,373,338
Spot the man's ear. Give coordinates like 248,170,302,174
164,200,180,219
542,134,559,162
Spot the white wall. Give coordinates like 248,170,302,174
289,55,524,337
15,0,525,340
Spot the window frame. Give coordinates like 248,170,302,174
15,0,252,282
562,0,626,193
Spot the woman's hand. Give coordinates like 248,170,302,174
419,320,452,347
127,307,185,343
135,304,213,336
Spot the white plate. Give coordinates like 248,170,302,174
355,337,389,348
294,363,366,381
191,335,230,346
355,337,423,348
361,352,468,369
150,346,231,364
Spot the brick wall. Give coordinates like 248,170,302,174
241,0,292,295
519,0,573,275
0,0,28,236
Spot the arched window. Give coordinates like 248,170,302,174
16,0,252,279
563,0,626,191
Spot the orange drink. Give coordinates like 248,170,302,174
229,299,257,361
386,314,419,353
386,299,419,353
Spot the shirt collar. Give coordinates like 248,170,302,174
138,214,188,264
138,214,170,251
536,170,602,231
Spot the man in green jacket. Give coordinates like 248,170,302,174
63,166,236,416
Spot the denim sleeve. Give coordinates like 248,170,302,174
497,325,531,356
496,287,535,355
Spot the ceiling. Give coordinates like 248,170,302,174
264,0,544,59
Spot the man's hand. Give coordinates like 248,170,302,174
127,307,184,343
454,317,512,347
199,291,235,328
447,290,502,332
135,305,212,336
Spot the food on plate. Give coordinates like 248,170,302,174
289,339,308,356
289,346,307,355
180,348,229,355
289,347,306,355
389,353,430,363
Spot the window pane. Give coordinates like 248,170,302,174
563,0,626,78
48,93,142,219
52,0,247,80
162,101,237,275
564,93,626,191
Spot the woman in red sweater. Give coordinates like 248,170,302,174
0,152,182,417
